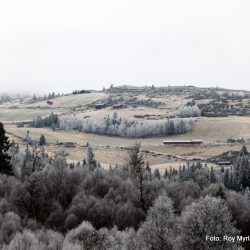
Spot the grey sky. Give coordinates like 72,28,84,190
0,0,250,94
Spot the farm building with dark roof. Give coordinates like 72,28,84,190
163,139,204,145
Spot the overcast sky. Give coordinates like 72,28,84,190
0,0,250,94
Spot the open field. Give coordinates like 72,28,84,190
6,116,250,147
183,116,250,141
24,92,107,108
3,87,250,173
1,92,107,110
0,108,65,123
146,144,250,159
5,124,148,146
5,116,250,170
69,92,191,120
74,106,169,121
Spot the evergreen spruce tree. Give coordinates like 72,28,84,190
240,145,248,156
128,143,146,212
164,169,169,179
0,122,13,175
146,161,151,173
39,134,46,146
209,167,216,183
145,161,152,181
229,171,234,189
128,143,144,177
83,158,87,166
153,168,161,180
87,144,97,170
224,168,230,188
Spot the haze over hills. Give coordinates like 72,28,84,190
1,84,250,96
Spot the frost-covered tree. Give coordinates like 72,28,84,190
64,221,102,249
175,104,201,118
0,212,22,245
8,230,40,250
100,226,136,250
59,114,196,138
178,196,240,250
137,193,175,250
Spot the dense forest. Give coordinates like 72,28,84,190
1,122,250,249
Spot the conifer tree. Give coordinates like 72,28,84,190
87,144,97,170
39,134,46,146
128,143,144,177
0,122,13,175
224,168,230,188
128,143,146,212
210,167,216,183
153,168,161,180
240,145,248,156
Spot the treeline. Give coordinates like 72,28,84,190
165,145,250,193
59,113,196,138
32,92,61,101
31,113,59,129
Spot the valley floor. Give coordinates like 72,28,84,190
4,116,250,172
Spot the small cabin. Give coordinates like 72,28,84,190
112,104,127,109
217,160,232,165
227,138,236,144
64,142,76,148
237,138,245,144
95,103,106,109
227,138,245,144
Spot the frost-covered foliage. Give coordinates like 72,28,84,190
64,221,102,249
59,113,196,138
137,193,175,249
175,104,201,118
8,230,40,250
178,196,240,250
6,229,64,250
0,212,22,245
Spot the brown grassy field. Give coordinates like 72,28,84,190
5,115,250,172
24,92,107,108
183,116,250,141
3,89,250,173
0,108,65,123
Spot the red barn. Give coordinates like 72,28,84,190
47,101,53,105
163,139,204,145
